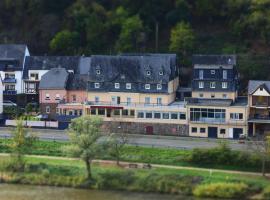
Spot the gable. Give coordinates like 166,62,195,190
252,86,270,96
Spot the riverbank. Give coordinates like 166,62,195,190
0,155,269,199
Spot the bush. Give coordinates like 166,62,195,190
137,173,202,194
96,170,135,190
262,186,270,200
193,182,249,199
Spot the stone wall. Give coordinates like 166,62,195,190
101,121,189,136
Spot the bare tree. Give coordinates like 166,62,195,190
248,135,270,176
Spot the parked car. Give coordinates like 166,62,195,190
3,100,17,107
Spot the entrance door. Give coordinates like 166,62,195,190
233,128,243,139
107,109,111,117
208,127,218,138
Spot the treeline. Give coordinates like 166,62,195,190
1,0,270,86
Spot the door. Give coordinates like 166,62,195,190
208,127,218,138
107,109,111,117
233,128,243,139
117,97,121,104
145,126,153,134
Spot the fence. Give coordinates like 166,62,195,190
5,120,58,128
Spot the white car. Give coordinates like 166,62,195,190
3,100,17,107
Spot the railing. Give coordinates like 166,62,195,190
3,90,17,95
3,78,16,83
85,101,185,108
190,118,226,124
249,115,270,121
251,102,269,107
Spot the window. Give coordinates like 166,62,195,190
162,113,170,119
30,73,38,80
200,128,206,133
211,94,215,98
115,83,120,89
220,129,226,134
94,83,100,88
199,70,203,79
127,97,131,105
122,109,129,116
157,84,162,90
79,110,83,115
137,112,144,118
211,70,215,74
190,108,226,122
146,71,151,75
95,96,99,103
96,69,100,75
145,97,151,105
222,82,227,89
46,106,50,113
223,70,227,79
5,73,15,79
145,84,150,90
199,93,204,98
126,83,131,89
130,110,135,116
192,127,197,133
230,113,243,120
157,97,162,105
260,87,263,91
171,113,178,119
222,94,227,98
199,82,204,88
146,112,153,118
210,82,216,88
29,83,35,89
91,109,96,115
159,71,163,75
74,110,78,116
55,94,60,100
179,113,186,119
45,93,50,100
5,84,15,91
154,112,161,119
98,108,105,115
112,96,117,104
72,95,76,102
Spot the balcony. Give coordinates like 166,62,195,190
249,114,270,123
3,90,17,95
191,118,226,124
251,96,270,108
85,101,185,109
3,78,16,84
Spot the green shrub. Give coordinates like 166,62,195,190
96,170,135,190
137,173,202,194
193,182,249,199
262,186,270,200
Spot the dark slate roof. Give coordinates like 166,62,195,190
248,80,270,95
39,68,69,90
23,56,80,79
192,55,236,66
67,74,88,90
89,54,177,84
0,44,28,70
186,98,233,107
231,97,248,106
79,57,91,75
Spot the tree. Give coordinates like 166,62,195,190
115,15,144,52
169,21,195,56
63,116,103,180
10,119,36,171
25,103,33,114
249,135,270,176
49,30,80,55
107,132,128,166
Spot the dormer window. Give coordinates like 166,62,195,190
157,84,162,90
96,69,100,75
159,71,164,76
115,83,120,89
45,93,50,100
211,70,215,75
146,71,151,76
260,87,263,91
145,84,150,90
55,94,60,100
94,83,100,88
126,83,131,89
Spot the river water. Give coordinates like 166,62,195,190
0,184,196,200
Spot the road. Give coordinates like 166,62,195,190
0,127,249,151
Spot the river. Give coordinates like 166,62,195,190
0,184,197,200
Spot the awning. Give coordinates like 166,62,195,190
90,106,124,109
